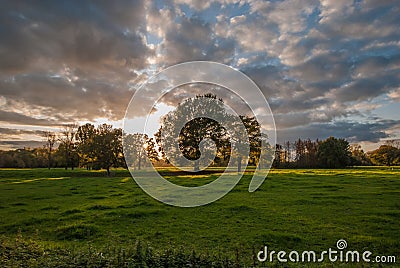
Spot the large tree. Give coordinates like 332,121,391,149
369,145,400,166
317,137,352,168
156,94,266,172
76,123,126,174
93,124,124,176
156,94,230,171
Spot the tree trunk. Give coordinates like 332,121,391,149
48,152,51,170
138,152,141,170
237,156,242,172
194,160,199,172
106,167,110,176
65,151,68,170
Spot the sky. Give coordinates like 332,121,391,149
0,0,399,151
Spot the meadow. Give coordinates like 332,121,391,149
0,167,399,267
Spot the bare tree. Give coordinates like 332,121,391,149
43,131,57,169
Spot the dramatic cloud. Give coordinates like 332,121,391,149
0,0,152,129
0,127,46,137
0,0,399,149
278,120,400,144
0,140,45,150
0,110,60,127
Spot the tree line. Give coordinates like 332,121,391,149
273,137,400,168
1,126,399,171
1,94,399,171
0,123,161,175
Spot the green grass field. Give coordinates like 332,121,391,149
0,167,399,267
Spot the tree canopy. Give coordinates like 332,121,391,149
369,145,400,166
316,137,352,168
155,94,265,172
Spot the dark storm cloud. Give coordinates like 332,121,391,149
278,120,399,144
290,51,352,85
0,127,46,136
240,64,286,98
0,110,59,126
331,74,400,103
159,16,236,65
0,140,45,150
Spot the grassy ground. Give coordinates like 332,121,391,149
0,167,399,267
